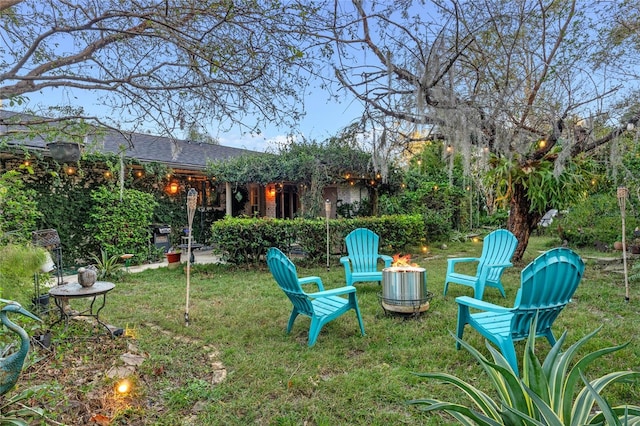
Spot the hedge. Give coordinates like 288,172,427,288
210,214,425,265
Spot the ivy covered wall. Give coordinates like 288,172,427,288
1,152,218,268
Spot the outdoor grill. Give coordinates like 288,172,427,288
379,266,432,315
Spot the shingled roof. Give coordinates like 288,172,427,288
91,130,260,171
1,110,261,171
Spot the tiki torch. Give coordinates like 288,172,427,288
185,188,198,325
325,199,331,271
617,186,630,302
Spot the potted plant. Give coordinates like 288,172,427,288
613,238,624,251
165,250,182,269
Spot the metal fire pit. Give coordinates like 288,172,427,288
379,266,432,315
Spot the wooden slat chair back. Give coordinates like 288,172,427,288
443,229,518,299
266,247,365,347
340,228,393,286
455,247,585,375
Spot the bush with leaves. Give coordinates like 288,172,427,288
0,244,47,306
210,215,424,265
86,186,158,262
555,192,633,248
409,325,640,424
0,171,42,244
210,217,295,264
378,178,462,241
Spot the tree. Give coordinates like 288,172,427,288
312,0,640,261
0,0,318,141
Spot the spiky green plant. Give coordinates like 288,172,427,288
89,249,124,280
0,384,48,425
409,325,640,425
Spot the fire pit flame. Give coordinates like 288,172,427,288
392,253,418,268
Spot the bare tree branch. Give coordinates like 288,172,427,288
0,0,320,137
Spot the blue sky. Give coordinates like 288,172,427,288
215,91,365,152
14,78,365,153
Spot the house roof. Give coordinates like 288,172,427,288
0,110,261,172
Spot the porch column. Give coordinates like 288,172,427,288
226,182,232,217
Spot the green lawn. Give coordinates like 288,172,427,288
23,236,640,424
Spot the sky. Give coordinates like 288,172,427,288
215,91,366,152
12,74,366,154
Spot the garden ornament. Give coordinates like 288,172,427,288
0,299,41,395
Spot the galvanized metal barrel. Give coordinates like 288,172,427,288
382,266,428,306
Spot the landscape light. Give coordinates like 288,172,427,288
115,379,131,395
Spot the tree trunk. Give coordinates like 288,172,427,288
371,187,379,216
507,182,543,263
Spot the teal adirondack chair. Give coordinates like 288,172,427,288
266,248,365,347
443,229,518,300
455,247,585,375
340,228,393,286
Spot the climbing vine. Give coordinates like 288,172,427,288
87,186,158,263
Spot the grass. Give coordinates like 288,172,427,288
19,236,640,424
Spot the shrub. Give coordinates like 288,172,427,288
0,244,47,306
86,186,158,262
556,193,636,247
479,209,509,228
210,217,294,265
0,171,42,244
378,179,462,240
210,215,425,265
409,325,640,424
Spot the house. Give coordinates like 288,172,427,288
1,110,370,220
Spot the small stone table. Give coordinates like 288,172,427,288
49,281,115,337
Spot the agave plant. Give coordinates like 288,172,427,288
409,324,640,425
89,249,124,280
0,384,48,425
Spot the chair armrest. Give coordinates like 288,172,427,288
455,296,511,313
447,257,479,275
484,262,513,269
308,286,356,299
448,257,479,266
340,256,353,282
298,276,325,291
379,254,393,268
